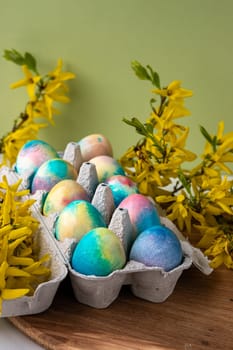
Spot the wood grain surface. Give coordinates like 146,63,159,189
9,267,233,350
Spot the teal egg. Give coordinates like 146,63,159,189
71,227,126,276
31,158,78,194
105,175,139,207
55,200,106,242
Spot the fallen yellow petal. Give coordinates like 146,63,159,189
8,227,32,241
1,288,30,300
6,266,31,277
8,256,34,266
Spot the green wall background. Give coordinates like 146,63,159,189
1,0,233,163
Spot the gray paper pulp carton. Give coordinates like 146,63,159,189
0,143,212,316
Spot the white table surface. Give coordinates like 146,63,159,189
0,318,44,350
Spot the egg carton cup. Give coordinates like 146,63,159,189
0,143,213,313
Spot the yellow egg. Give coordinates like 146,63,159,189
43,179,89,216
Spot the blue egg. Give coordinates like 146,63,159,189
129,225,183,271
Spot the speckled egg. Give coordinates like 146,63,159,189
89,155,125,183
118,193,160,237
129,225,183,272
105,175,139,207
78,133,113,161
15,140,59,185
71,227,126,276
42,179,89,216
31,158,78,194
54,200,106,242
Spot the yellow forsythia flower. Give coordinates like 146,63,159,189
0,176,51,314
0,50,75,166
120,61,233,269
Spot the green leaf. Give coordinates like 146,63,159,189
123,117,148,137
146,65,161,88
212,135,217,152
178,169,192,197
3,49,24,65
131,60,161,89
131,61,150,81
24,52,38,74
145,122,154,134
3,49,38,74
123,117,164,154
200,125,213,145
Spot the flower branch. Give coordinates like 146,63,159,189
0,49,75,166
120,61,233,269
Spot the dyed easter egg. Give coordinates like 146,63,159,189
89,155,125,183
129,225,183,271
15,140,59,184
105,175,139,207
31,158,78,194
71,227,126,276
118,193,160,237
42,179,89,216
78,133,113,161
55,200,106,242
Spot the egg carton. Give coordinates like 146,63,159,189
0,166,67,317
39,189,211,309
0,143,213,315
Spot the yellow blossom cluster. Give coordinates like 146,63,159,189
0,49,75,166
0,175,51,314
120,61,233,269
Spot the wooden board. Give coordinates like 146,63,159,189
9,267,233,350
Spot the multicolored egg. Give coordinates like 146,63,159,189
77,133,113,161
118,194,160,237
89,155,125,183
71,227,126,276
54,200,106,242
15,140,59,185
42,179,89,216
31,158,78,194
105,175,139,207
129,225,183,271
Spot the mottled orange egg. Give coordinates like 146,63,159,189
77,134,113,161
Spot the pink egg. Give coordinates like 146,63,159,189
31,158,78,194
118,194,160,237
15,139,59,185
78,134,113,161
